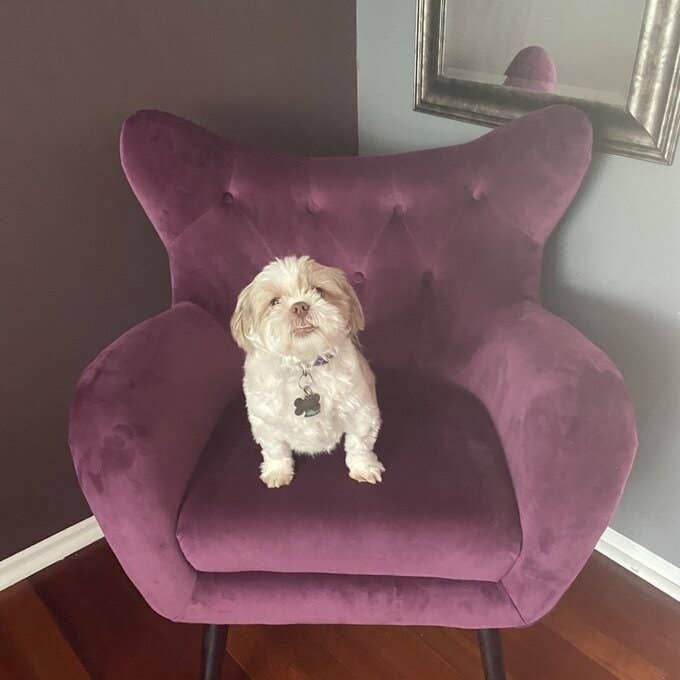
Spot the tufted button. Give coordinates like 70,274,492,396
471,187,485,201
393,203,404,216
306,200,318,214
103,434,125,449
422,270,434,285
353,271,365,284
222,191,234,204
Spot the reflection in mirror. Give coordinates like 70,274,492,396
503,45,556,93
442,0,646,105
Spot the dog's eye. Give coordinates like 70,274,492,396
270,297,280,306
314,287,324,296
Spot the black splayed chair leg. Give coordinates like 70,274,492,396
478,628,506,680
200,624,228,680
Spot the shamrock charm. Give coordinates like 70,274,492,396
294,392,321,417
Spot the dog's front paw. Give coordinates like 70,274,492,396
348,455,385,484
260,459,295,488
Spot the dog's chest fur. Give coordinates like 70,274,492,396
243,341,373,454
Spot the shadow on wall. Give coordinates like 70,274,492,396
543,257,679,558
544,283,677,475
542,151,679,508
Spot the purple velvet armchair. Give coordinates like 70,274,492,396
68,104,637,679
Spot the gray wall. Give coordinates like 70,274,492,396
0,0,357,560
357,0,680,566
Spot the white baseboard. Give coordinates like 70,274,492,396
1,518,678,603
0,516,103,591
596,527,680,602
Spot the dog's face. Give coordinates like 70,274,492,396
230,256,364,360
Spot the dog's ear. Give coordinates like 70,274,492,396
326,266,365,339
230,283,255,351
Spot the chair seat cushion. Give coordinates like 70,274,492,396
177,370,522,582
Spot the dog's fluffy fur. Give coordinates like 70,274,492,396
230,256,384,488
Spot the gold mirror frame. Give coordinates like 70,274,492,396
415,0,680,164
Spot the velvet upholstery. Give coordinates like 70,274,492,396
69,105,637,627
177,375,521,581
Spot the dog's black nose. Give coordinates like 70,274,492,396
291,301,309,317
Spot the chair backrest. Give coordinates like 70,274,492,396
121,106,591,366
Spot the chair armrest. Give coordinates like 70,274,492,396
68,302,240,620
452,302,637,624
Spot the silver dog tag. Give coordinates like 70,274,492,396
294,389,321,418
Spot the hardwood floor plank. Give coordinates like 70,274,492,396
0,581,89,680
305,624,414,680
308,624,467,680
0,539,673,679
544,601,667,679
30,541,246,679
229,624,353,680
502,624,619,680
408,626,504,680
558,553,680,677
0,642,34,680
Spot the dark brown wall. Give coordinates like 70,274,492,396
0,1,357,559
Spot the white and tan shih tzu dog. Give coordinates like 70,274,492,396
230,256,384,488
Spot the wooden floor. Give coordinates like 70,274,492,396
0,542,678,679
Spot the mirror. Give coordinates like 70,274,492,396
415,0,680,163
441,0,646,106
